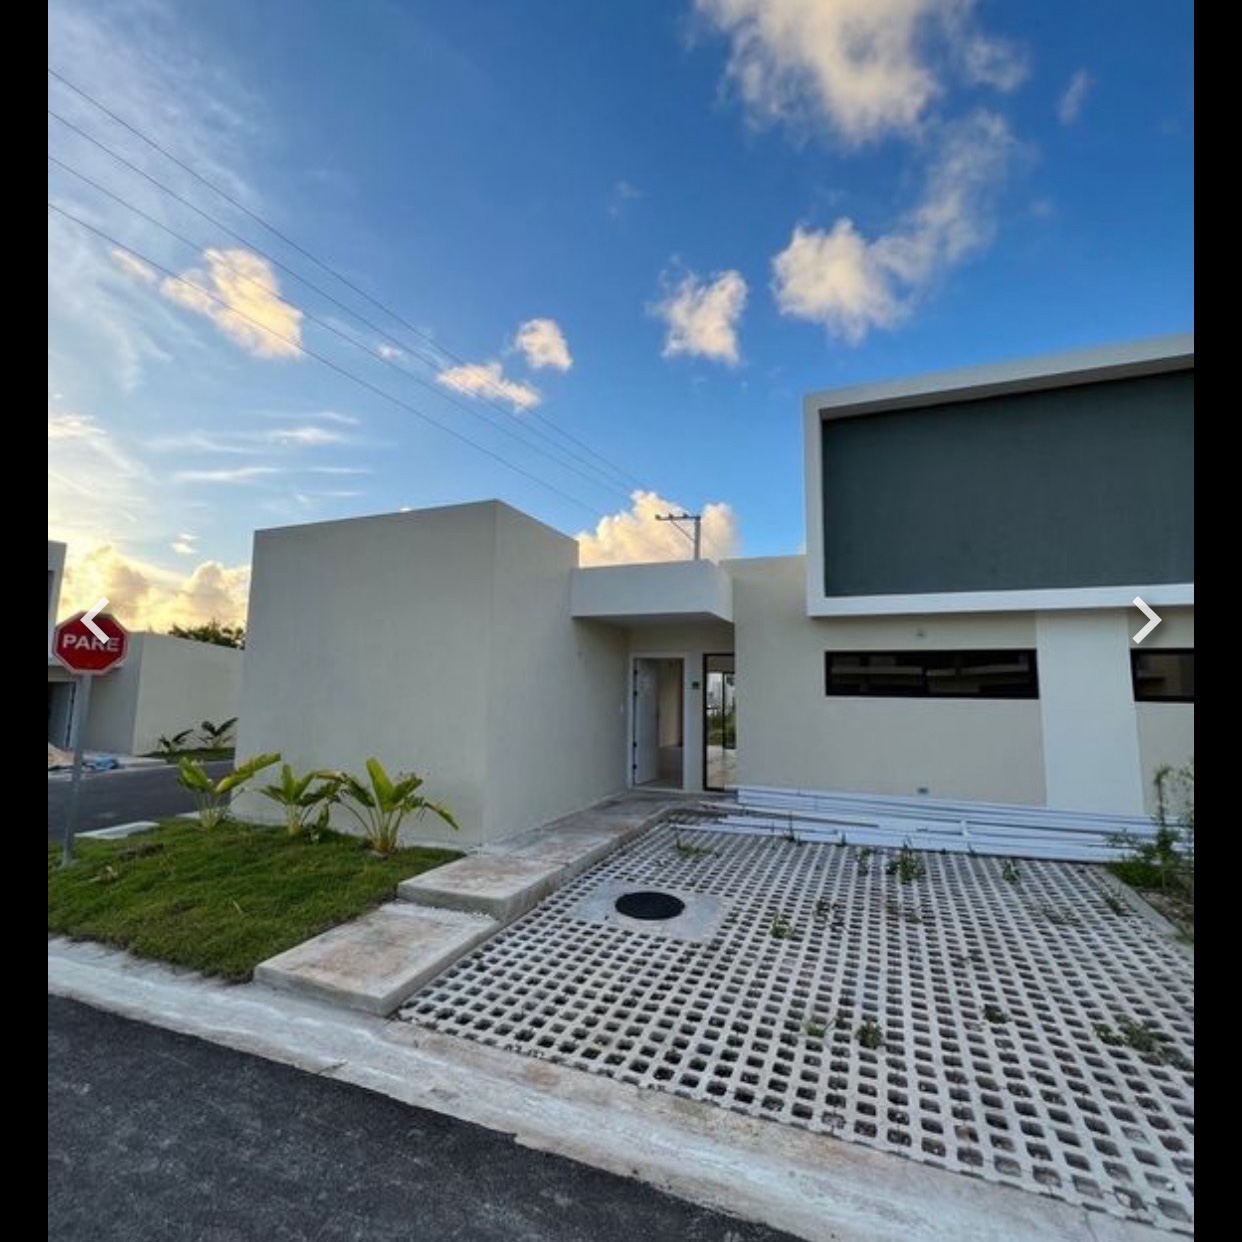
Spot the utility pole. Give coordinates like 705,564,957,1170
655,512,702,560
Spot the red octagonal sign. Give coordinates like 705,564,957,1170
53,611,129,675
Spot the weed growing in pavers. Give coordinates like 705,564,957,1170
769,913,798,940
805,1019,828,1039
813,898,837,920
1038,905,1080,926
1094,1017,1191,1069
887,845,926,885
886,899,924,925
1001,859,1022,884
673,838,714,859
982,1004,1010,1025
856,846,875,875
1100,890,1131,916
856,1018,884,1050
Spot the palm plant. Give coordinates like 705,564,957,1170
199,717,239,748
332,757,459,856
177,752,281,829
259,763,339,837
156,728,195,756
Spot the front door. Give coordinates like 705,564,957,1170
631,659,661,785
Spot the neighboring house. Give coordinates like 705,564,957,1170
46,541,245,756
234,337,1193,846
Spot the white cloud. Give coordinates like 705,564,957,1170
376,343,405,361
576,490,740,566
307,465,372,476
652,269,748,365
48,409,152,543
174,465,284,484
110,248,158,285
171,532,198,556
1057,69,1093,125
60,543,250,631
157,248,304,360
266,425,345,446
695,0,1024,145
609,180,643,217
514,318,573,371
772,110,1013,342
437,360,541,411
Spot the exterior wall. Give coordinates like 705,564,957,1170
1134,607,1194,815
234,502,629,847
731,556,1046,805
82,641,143,754
82,633,243,755
1035,612,1145,814
128,635,243,755
482,506,628,841
628,621,735,791
571,559,733,622
234,505,497,846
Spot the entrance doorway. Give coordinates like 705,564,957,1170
704,654,737,791
631,657,684,788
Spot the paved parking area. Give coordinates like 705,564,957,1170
404,822,1194,1234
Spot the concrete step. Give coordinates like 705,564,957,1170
254,903,496,1016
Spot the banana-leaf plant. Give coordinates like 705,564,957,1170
259,763,340,838
332,757,458,856
156,728,195,756
177,752,281,829
199,717,239,747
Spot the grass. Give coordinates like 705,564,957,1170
48,820,460,982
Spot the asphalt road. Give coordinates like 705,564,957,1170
47,761,232,841
48,996,796,1242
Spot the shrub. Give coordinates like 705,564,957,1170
177,753,281,829
259,763,339,838
332,758,459,857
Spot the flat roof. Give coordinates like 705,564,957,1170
805,334,1194,422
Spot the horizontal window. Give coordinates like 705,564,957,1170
825,650,1040,699
1131,649,1194,703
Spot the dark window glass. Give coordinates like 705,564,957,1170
1131,650,1194,703
825,650,1039,699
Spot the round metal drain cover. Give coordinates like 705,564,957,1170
614,890,685,921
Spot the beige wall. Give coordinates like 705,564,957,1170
483,506,628,840
729,556,1046,804
235,502,628,847
1133,606,1195,815
83,633,243,755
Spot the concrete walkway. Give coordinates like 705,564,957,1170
255,793,677,1015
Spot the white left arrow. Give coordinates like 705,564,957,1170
1132,596,1162,644
83,597,110,642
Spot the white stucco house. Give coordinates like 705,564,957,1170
47,541,245,757
234,337,1194,846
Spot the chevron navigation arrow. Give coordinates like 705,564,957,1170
82,597,109,642
1132,596,1162,644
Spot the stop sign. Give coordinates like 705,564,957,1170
53,610,129,675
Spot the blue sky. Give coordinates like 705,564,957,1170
48,0,1194,627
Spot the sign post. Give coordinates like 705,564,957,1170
52,601,129,866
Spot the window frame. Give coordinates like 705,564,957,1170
824,649,1041,700
1130,648,1195,704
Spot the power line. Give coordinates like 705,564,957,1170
47,65,647,492
46,114,633,499
48,200,612,520
47,151,640,507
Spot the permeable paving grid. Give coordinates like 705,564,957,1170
402,823,1194,1232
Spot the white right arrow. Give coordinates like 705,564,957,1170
1132,596,1162,644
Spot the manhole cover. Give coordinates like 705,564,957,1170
614,890,685,921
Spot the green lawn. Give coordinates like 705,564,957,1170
48,821,460,981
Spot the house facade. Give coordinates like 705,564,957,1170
234,337,1193,846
